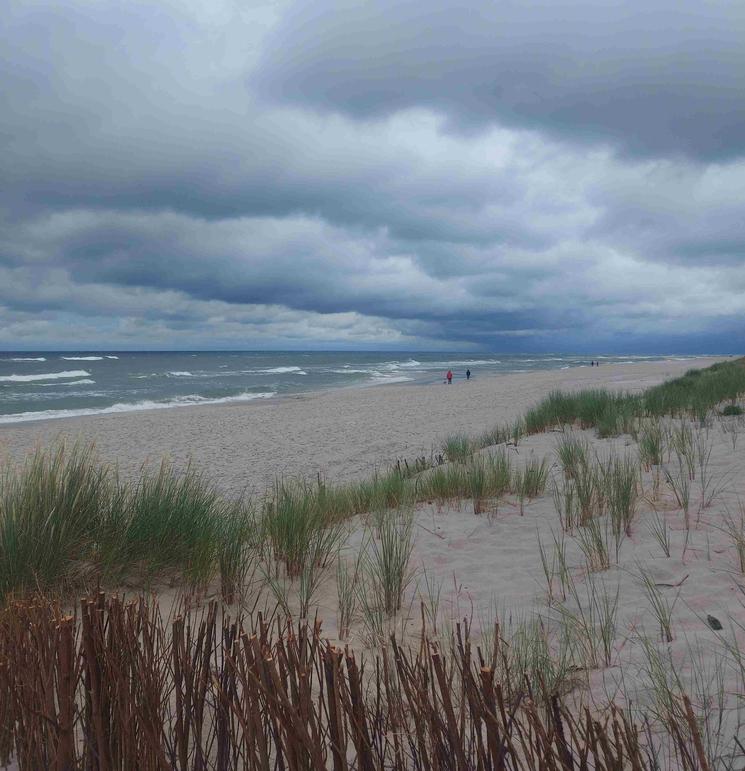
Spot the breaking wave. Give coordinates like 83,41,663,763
0,391,277,424
0,370,91,383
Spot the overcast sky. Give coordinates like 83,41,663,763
1,0,744,352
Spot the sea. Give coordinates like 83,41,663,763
0,351,702,424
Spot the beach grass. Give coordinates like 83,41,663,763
637,564,679,642
555,432,590,479
0,443,108,599
336,549,364,640
106,460,226,585
554,570,619,669
2,358,745,763
723,508,745,574
509,358,745,441
443,432,473,463
416,448,513,507
720,403,743,416
638,417,666,470
604,454,639,557
647,509,672,558
263,479,345,578
516,456,549,498
1,356,744,606
364,508,416,614
0,444,269,602
576,515,611,571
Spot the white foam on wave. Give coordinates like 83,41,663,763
61,356,103,361
0,370,91,383
105,355,119,359
8,357,47,362
0,391,277,424
367,374,415,385
381,358,503,372
167,371,193,377
39,379,96,386
254,366,306,374
423,359,503,368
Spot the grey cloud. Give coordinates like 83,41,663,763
1,0,745,352
255,0,745,160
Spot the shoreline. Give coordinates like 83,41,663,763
0,356,730,495
0,354,721,428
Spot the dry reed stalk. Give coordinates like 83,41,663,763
0,590,725,769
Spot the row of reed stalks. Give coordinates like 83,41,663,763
0,591,721,770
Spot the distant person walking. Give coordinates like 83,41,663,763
446,369,453,384
466,369,471,380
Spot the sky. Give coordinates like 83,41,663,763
1,0,744,353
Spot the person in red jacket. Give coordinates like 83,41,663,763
446,369,453,384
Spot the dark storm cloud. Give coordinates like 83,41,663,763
1,0,744,351
255,0,745,161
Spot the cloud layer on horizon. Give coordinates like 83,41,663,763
1,0,744,351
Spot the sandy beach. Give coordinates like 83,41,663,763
0,357,728,494
2,357,745,764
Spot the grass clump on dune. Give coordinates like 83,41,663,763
513,457,549,515
510,358,745,441
365,509,416,614
418,449,513,508
0,444,257,602
263,480,345,578
443,433,473,463
103,461,229,585
2,357,743,605
0,444,109,600
523,389,634,436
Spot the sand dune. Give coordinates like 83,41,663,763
2,355,744,763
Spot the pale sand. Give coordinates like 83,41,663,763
320,415,745,752
0,357,727,495
2,354,744,755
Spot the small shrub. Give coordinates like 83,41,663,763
720,404,743,416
